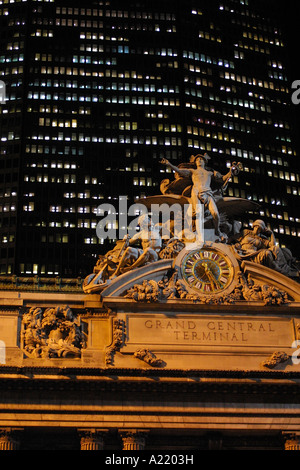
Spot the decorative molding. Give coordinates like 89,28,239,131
106,322,165,368
78,429,109,450
134,348,165,367
0,275,83,292
0,428,23,450
105,319,126,366
262,351,290,369
283,433,300,450
123,268,290,306
21,305,86,359
119,430,149,450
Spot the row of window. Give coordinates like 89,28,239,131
24,174,77,183
19,210,300,241
222,71,288,89
230,7,281,36
187,127,236,144
199,30,222,43
36,66,161,81
24,61,288,96
241,30,282,47
0,234,14,244
27,91,182,108
230,148,293,165
22,126,295,161
0,66,23,76
26,88,279,115
26,144,84,156
53,19,177,34
20,201,300,229
184,137,295,159
183,51,235,69
48,205,99,214
63,191,103,199
0,203,16,212
184,99,291,134
0,188,16,198
30,79,179,94
24,171,99,184
39,118,78,128
235,41,272,55
0,54,24,63
55,7,176,21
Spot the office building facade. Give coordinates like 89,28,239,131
0,0,299,277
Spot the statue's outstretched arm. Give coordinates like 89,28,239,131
160,158,191,178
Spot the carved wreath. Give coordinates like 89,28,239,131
21,305,86,358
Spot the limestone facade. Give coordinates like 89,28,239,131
0,243,299,450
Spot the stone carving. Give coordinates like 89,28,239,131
262,351,289,369
159,238,186,260
82,151,299,297
83,215,164,292
0,429,21,451
123,268,289,306
105,321,165,367
21,305,85,358
160,154,241,242
105,318,126,366
124,279,160,302
83,238,130,289
124,271,179,302
233,219,299,278
134,348,165,367
238,271,289,305
112,215,162,277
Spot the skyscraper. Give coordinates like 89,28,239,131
0,0,299,277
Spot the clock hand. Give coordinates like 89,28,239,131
203,263,221,289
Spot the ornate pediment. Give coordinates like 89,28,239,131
90,241,299,308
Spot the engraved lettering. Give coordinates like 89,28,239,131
141,318,278,346
174,331,180,340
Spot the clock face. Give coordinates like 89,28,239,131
181,248,232,294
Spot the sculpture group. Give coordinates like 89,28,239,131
83,153,299,294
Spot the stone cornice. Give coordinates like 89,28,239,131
102,297,300,313
0,374,299,397
0,364,300,379
0,275,84,293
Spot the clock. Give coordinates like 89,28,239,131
174,243,238,297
